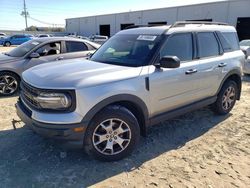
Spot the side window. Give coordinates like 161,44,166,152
16,35,24,38
197,32,219,58
160,33,193,62
221,32,240,51
66,41,88,53
85,43,96,50
216,32,232,52
35,42,61,56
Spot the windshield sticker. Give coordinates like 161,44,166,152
137,35,157,41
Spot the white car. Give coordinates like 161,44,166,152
240,40,250,74
89,35,108,44
0,32,6,39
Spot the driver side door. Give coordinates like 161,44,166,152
24,41,63,70
149,33,201,117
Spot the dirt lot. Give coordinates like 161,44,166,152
0,46,16,53
0,46,249,188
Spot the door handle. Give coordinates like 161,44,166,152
55,57,64,61
218,62,227,67
185,69,198,75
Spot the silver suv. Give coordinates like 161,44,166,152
16,22,244,161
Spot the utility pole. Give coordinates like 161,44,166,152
21,0,29,30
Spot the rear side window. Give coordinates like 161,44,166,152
66,41,88,52
16,35,25,38
216,32,232,52
161,33,193,61
197,32,220,58
221,32,240,51
85,43,96,50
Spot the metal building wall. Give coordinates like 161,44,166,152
65,0,250,37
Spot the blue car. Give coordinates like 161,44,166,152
1,34,33,46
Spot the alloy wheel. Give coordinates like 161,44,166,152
0,75,18,95
222,86,236,111
92,118,131,155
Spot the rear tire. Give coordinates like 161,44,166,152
212,80,238,115
4,41,11,47
0,72,20,96
84,105,140,161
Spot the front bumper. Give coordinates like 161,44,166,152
16,99,87,141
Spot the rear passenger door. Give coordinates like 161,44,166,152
62,41,94,60
149,33,202,116
195,32,226,99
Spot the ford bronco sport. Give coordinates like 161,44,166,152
16,22,244,161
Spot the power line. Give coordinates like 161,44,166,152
19,1,64,29
27,16,65,27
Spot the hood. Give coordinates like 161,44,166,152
0,53,21,63
22,59,143,89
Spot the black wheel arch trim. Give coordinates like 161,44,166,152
81,94,150,135
0,70,21,80
216,69,242,100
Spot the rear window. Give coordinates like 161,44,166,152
219,32,240,52
197,32,220,58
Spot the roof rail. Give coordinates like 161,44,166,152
171,21,229,28
125,24,167,30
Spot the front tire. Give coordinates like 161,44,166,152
212,80,238,115
84,105,140,161
4,41,11,47
0,72,20,96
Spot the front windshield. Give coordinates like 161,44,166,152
240,40,250,47
90,34,160,67
5,40,41,57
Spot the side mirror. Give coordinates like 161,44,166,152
158,56,180,68
29,52,40,58
242,50,250,59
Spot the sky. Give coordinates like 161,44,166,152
0,0,226,30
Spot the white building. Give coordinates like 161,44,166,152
65,0,250,40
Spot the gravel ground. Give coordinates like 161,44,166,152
0,46,249,187
0,46,16,52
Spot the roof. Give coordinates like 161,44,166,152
117,22,236,36
118,26,171,35
32,37,87,42
30,37,101,48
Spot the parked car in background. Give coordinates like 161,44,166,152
0,37,100,96
240,40,250,75
68,35,90,40
16,22,244,161
2,34,33,46
0,32,6,39
76,36,90,40
36,34,53,38
89,35,108,44
240,39,250,47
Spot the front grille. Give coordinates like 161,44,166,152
20,80,76,113
20,81,41,110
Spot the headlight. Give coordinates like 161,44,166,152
35,92,72,110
